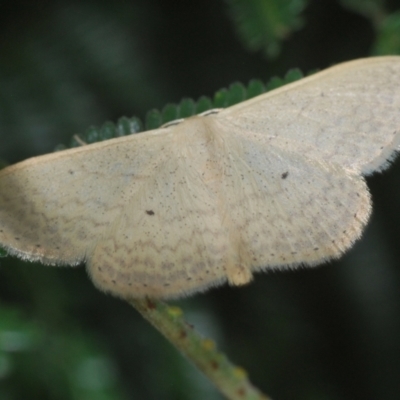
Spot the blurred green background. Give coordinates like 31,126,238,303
1,0,400,399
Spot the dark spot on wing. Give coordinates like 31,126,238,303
281,171,289,179
146,210,155,216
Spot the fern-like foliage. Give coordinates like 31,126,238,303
64,68,304,149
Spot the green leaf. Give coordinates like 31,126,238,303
162,103,179,124
178,98,196,119
145,109,163,130
340,0,385,25
85,126,101,144
372,12,400,55
226,0,307,57
116,116,143,137
246,79,266,99
195,96,213,114
213,88,230,108
99,122,117,141
227,82,247,105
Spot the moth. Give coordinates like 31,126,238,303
0,56,399,299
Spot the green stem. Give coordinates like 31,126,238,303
130,298,273,400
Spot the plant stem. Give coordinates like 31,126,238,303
130,298,273,400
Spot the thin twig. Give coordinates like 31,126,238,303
130,298,273,400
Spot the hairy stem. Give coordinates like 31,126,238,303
130,298,273,400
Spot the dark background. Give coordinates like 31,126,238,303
1,1,400,399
